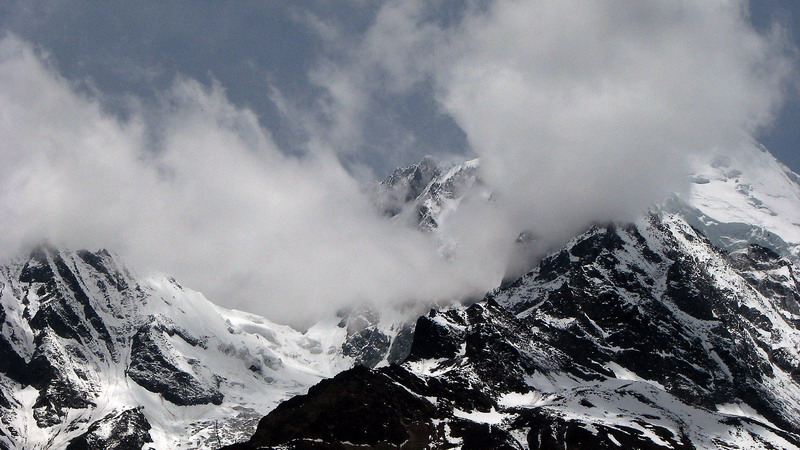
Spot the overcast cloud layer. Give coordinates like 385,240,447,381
0,1,795,325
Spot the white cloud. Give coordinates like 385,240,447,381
340,0,795,272
0,34,494,326
0,0,794,325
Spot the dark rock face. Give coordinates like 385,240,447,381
373,156,480,231
0,297,26,384
226,365,522,450
128,321,223,406
341,326,391,368
242,366,438,449
407,311,466,361
0,246,247,447
386,323,415,364
233,213,800,449
520,409,692,450
336,307,418,368
27,343,97,427
66,407,153,450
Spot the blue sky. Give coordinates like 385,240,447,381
3,1,795,173
750,0,800,170
0,1,465,175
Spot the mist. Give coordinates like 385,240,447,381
0,1,794,326
318,0,795,272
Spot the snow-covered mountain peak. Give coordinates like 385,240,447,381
678,143,800,260
376,143,800,264
0,246,362,448
373,156,481,231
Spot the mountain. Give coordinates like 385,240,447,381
0,246,408,449
227,145,800,449
673,143,800,262
373,155,481,232
2,144,799,449
0,240,430,449
0,154,472,449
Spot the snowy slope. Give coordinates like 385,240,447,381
0,247,356,449
677,143,800,260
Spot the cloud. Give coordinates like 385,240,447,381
0,0,794,325
331,0,795,272
0,34,494,326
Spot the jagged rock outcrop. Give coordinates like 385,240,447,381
65,407,152,450
230,211,800,449
373,156,481,231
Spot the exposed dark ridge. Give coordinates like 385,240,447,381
28,293,88,344
77,249,130,292
225,364,523,450
52,254,114,353
405,310,465,362
245,365,436,448
0,301,26,383
19,246,56,284
66,407,153,450
127,323,223,406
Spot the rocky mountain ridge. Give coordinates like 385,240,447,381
229,211,800,449
228,145,800,449
2,144,799,449
0,245,413,449
373,155,481,232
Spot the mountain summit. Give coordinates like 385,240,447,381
2,144,799,449
229,145,800,449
